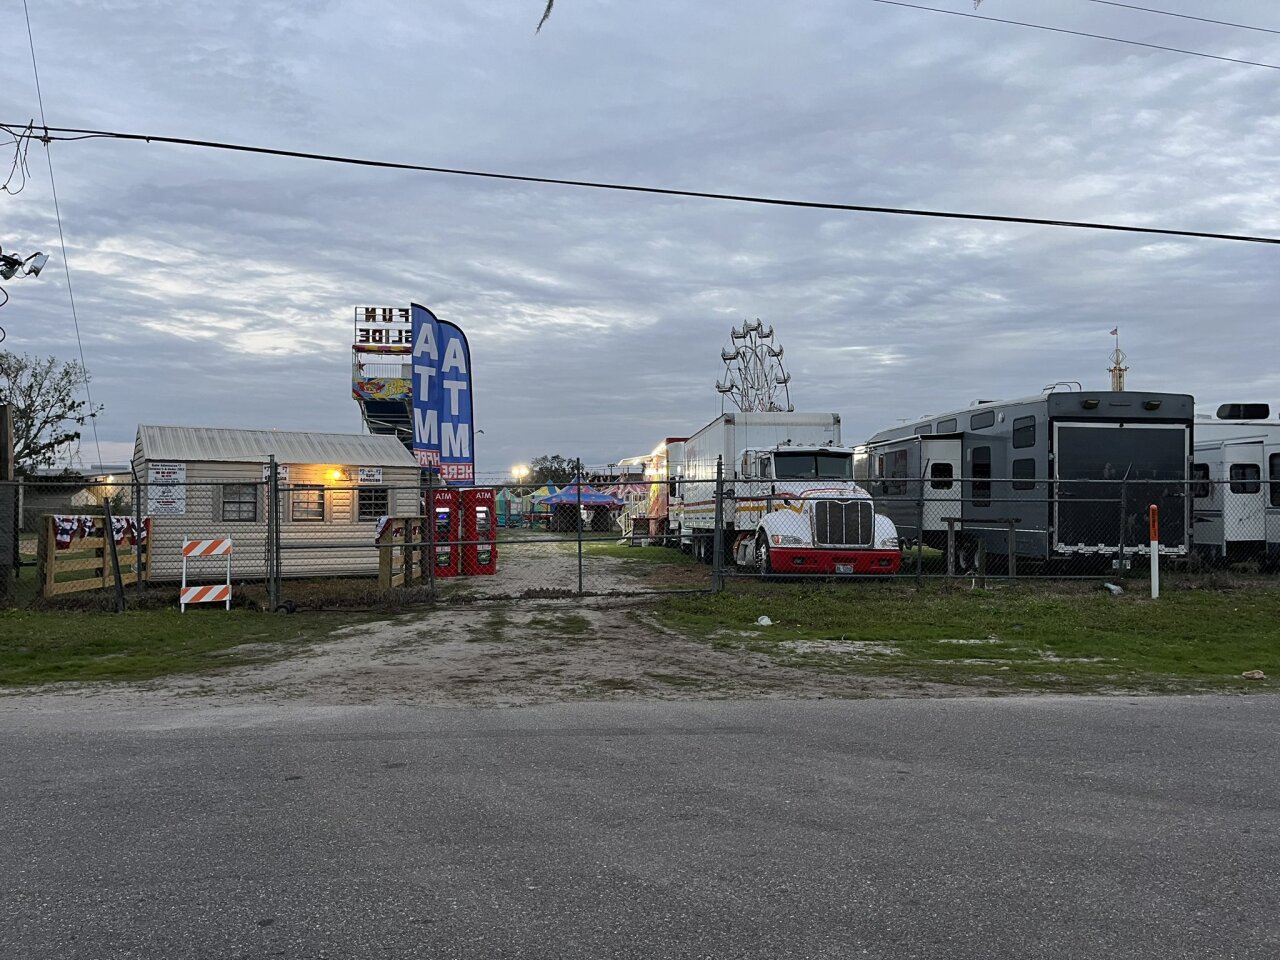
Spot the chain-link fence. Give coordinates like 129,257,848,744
2,471,1276,610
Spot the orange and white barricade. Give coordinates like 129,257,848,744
181,537,233,611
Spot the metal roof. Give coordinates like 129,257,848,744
135,425,420,468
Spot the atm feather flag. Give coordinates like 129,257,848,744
411,303,475,484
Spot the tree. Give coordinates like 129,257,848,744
530,453,578,485
0,351,103,474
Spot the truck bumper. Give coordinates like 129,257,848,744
767,548,902,575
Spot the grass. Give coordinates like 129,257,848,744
655,579,1280,693
0,609,364,687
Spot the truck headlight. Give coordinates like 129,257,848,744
878,536,899,550
771,534,805,546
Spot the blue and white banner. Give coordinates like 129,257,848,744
411,303,475,484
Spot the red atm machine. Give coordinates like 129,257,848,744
430,487,460,578
461,487,498,576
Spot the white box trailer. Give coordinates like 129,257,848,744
669,412,901,575
1192,406,1280,566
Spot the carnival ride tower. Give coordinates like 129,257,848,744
351,306,414,450
716,319,795,413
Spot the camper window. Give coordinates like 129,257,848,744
970,410,995,430
1011,458,1035,490
929,462,953,490
936,418,957,434
221,484,258,522
1012,416,1036,449
913,423,933,436
1191,463,1210,499
971,446,992,505
1270,454,1280,507
1230,463,1261,495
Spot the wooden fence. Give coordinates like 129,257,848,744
37,515,151,597
375,516,427,589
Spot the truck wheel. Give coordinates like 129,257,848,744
756,532,773,577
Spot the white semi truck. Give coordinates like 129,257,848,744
667,412,902,575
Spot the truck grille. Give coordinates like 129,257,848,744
814,499,873,546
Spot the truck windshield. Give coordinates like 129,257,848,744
774,452,853,480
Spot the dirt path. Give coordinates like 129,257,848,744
2,538,965,711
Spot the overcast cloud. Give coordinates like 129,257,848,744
2,0,1277,478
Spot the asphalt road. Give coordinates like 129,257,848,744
2,694,1278,959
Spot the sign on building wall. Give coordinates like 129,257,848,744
261,463,290,482
411,303,475,484
357,467,383,484
147,461,187,515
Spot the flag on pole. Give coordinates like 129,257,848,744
1110,327,1118,336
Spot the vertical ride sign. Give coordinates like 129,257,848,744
411,303,475,484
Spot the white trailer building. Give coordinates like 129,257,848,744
132,425,422,580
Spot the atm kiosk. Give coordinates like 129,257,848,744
430,487,460,578
462,487,498,576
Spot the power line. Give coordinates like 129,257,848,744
1083,1,1280,36
13,122,1280,247
868,0,1280,71
21,1,104,468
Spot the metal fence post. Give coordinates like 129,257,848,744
712,457,725,593
267,455,279,611
133,470,144,593
1118,476,1128,571
915,477,924,586
1006,521,1017,580
425,469,436,598
576,458,584,596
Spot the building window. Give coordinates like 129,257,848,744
1191,463,1210,499
1229,463,1261,495
1011,458,1036,491
1012,416,1036,449
913,423,933,436
1270,454,1280,507
220,484,258,522
291,486,325,521
929,462,953,490
357,487,389,522
971,446,992,506
936,418,957,433
970,410,996,430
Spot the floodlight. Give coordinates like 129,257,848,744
25,252,48,277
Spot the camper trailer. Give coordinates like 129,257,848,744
860,387,1194,568
1192,403,1280,567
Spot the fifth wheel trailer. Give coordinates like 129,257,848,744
1191,403,1280,566
859,388,1194,568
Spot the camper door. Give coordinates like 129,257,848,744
920,438,961,532
1221,439,1265,547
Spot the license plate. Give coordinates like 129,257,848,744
835,564,854,574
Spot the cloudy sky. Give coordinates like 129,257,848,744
2,0,1277,479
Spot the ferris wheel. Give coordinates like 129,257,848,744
715,319,794,413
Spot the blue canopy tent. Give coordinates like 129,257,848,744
537,479,624,531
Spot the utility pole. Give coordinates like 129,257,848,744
0,404,14,605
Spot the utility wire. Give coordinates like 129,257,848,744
868,0,1280,71
1083,1,1280,36
21,0,104,468
14,123,1280,247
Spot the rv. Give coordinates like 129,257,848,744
1192,403,1280,567
670,412,901,575
859,387,1194,568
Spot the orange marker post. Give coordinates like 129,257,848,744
1148,504,1160,600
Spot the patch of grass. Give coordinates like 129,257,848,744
581,542,699,565
0,609,366,687
528,612,591,637
656,580,1280,693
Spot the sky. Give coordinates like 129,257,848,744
1,0,1277,480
